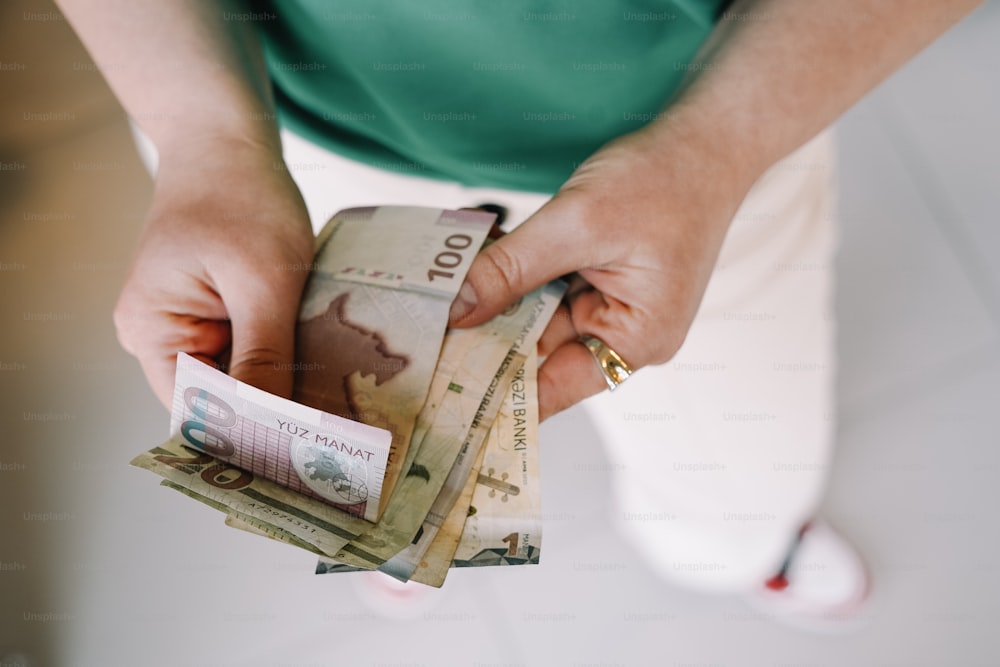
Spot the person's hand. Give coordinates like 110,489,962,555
449,122,759,421
114,136,315,408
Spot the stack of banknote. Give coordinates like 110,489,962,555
130,206,565,587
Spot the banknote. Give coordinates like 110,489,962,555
331,349,523,569
453,347,542,569
402,325,477,476
169,352,392,519
221,511,324,556
370,282,561,580
314,346,544,582
330,279,563,570
158,480,326,555
407,441,487,586
293,206,495,515
410,347,541,584
131,437,369,557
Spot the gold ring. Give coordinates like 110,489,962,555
579,335,633,391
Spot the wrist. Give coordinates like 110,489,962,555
644,95,772,199
154,126,286,180
158,129,283,169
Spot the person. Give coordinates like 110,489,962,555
57,0,981,630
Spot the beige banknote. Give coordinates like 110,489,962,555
330,280,563,570
407,443,487,586
221,512,324,556
452,348,542,569
410,348,541,584
158,480,326,556
331,349,524,569
374,357,521,582
293,206,495,515
371,283,561,580
131,439,369,557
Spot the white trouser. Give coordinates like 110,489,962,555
132,125,837,593
585,135,837,592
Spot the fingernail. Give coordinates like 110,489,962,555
449,281,477,323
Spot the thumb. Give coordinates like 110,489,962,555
222,273,304,400
448,197,590,327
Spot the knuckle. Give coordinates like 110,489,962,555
231,346,285,371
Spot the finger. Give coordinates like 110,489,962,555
539,286,649,421
137,351,221,410
537,274,598,359
566,284,663,370
137,353,176,410
537,303,576,361
537,340,609,422
133,318,232,410
217,269,307,400
448,197,600,328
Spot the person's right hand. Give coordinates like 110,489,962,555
114,136,315,409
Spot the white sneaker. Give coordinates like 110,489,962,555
745,520,872,633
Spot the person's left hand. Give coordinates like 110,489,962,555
448,121,760,421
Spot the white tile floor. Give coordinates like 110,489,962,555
1,3,998,666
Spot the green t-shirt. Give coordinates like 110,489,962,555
254,1,726,193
